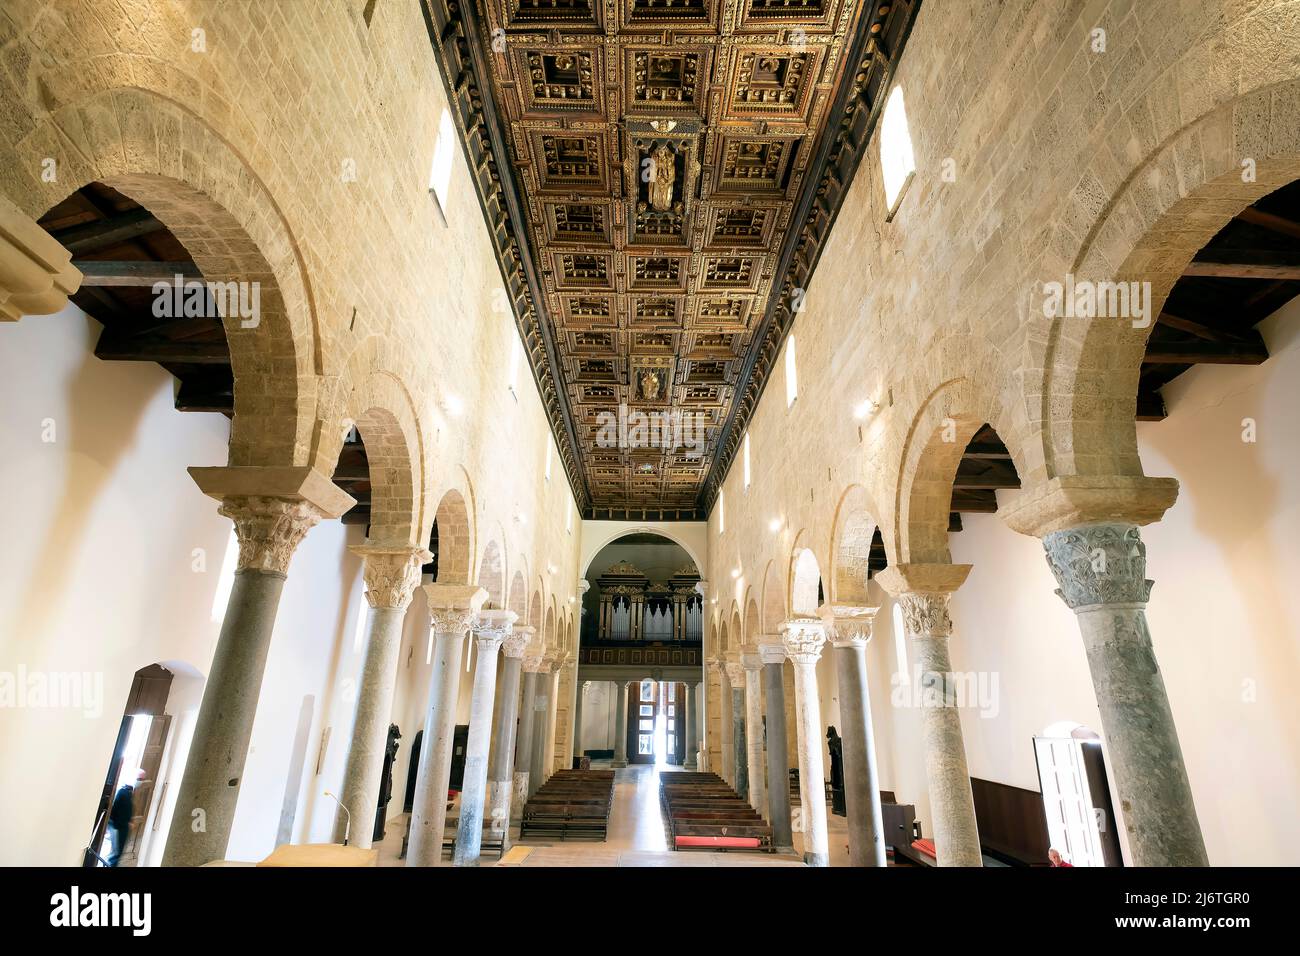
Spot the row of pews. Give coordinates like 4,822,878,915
660,771,773,852
519,770,615,841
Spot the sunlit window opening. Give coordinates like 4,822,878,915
429,107,455,214
785,334,798,407
880,85,915,218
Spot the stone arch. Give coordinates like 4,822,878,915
729,607,742,654
4,86,320,468
580,524,705,576
529,590,542,632
829,484,880,604
545,602,556,652
760,560,786,633
431,489,472,584
1039,77,1300,484
790,545,822,617
322,356,425,546
508,570,527,619
718,616,729,655
744,596,760,645
476,539,505,610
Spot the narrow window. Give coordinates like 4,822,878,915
429,107,455,217
785,335,798,407
880,86,915,219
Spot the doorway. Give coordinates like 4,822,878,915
627,679,684,766
1033,723,1123,867
84,664,174,867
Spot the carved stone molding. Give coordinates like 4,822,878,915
472,609,519,648
0,194,82,322
502,629,531,659
1043,523,1154,610
818,604,879,647
781,618,826,665
220,496,324,575
741,650,763,672
424,583,488,635
353,545,432,610
896,592,953,638
757,639,786,666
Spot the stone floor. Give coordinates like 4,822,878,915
374,761,852,867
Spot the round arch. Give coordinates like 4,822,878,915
431,489,472,585
828,484,880,604
580,525,705,579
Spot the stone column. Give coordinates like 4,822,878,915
683,680,698,770
1041,523,1208,866
782,618,831,867
820,605,887,867
164,478,349,867
528,655,554,797
406,583,487,867
725,661,748,799
759,640,793,849
513,646,543,819
741,652,766,816
876,564,982,867
332,545,430,847
714,659,734,785
0,193,82,321
453,609,516,866
573,679,587,764
539,656,564,783
611,680,629,768
489,626,531,841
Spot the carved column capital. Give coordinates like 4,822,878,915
472,609,518,650
503,624,534,659
781,618,827,665
818,604,880,647
423,583,488,635
724,660,745,686
220,496,325,575
741,650,763,673
351,545,431,610
1043,523,1153,610
895,592,953,638
0,194,82,322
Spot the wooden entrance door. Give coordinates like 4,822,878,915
629,679,657,764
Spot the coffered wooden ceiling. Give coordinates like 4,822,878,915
420,0,921,518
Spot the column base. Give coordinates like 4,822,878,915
803,851,829,867
611,758,628,768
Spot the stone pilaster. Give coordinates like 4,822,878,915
163,489,341,867
528,654,555,797
876,563,982,867
741,652,766,815
611,679,630,768
512,640,544,818
453,609,516,866
759,640,793,848
782,619,830,866
724,659,748,800
333,545,430,847
713,658,734,785
683,680,698,770
406,583,487,867
1041,523,1208,866
0,193,82,321
820,604,887,867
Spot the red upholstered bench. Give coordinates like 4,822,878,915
676,835,762,849
911,838,937,860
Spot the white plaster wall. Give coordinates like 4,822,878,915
943,299,1300,866
0,305,371,865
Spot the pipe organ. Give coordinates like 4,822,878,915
594,561,702,642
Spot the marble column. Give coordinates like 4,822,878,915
611,680,629,768
759,640,793,849
489,626,532,841
683,680,698,770
539,656,564,784
725,661,748,800
1042,523,1208,866
513,648,543,819
333,545,430,847
453,609,516,866
406,584,487,867
741,652,766,816
0,193,82,321
877,564,982,867
164,491,341,866
573,679,587,763
782,618,831,867
820,604,887,867
528,655,554,797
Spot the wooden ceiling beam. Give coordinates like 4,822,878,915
95,332,230,364
1236,206,1300,241
1143,333,1268,365
53,208,164,254
73,260,201,287
174,377,234,414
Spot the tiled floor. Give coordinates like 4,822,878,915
375,762,852,867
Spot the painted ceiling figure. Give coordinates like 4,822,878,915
649,144,675,212
640,369,662,401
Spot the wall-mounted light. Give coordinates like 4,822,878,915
441,394,464,417
854,399,880,420
768,517,783,533
730,567,741,580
